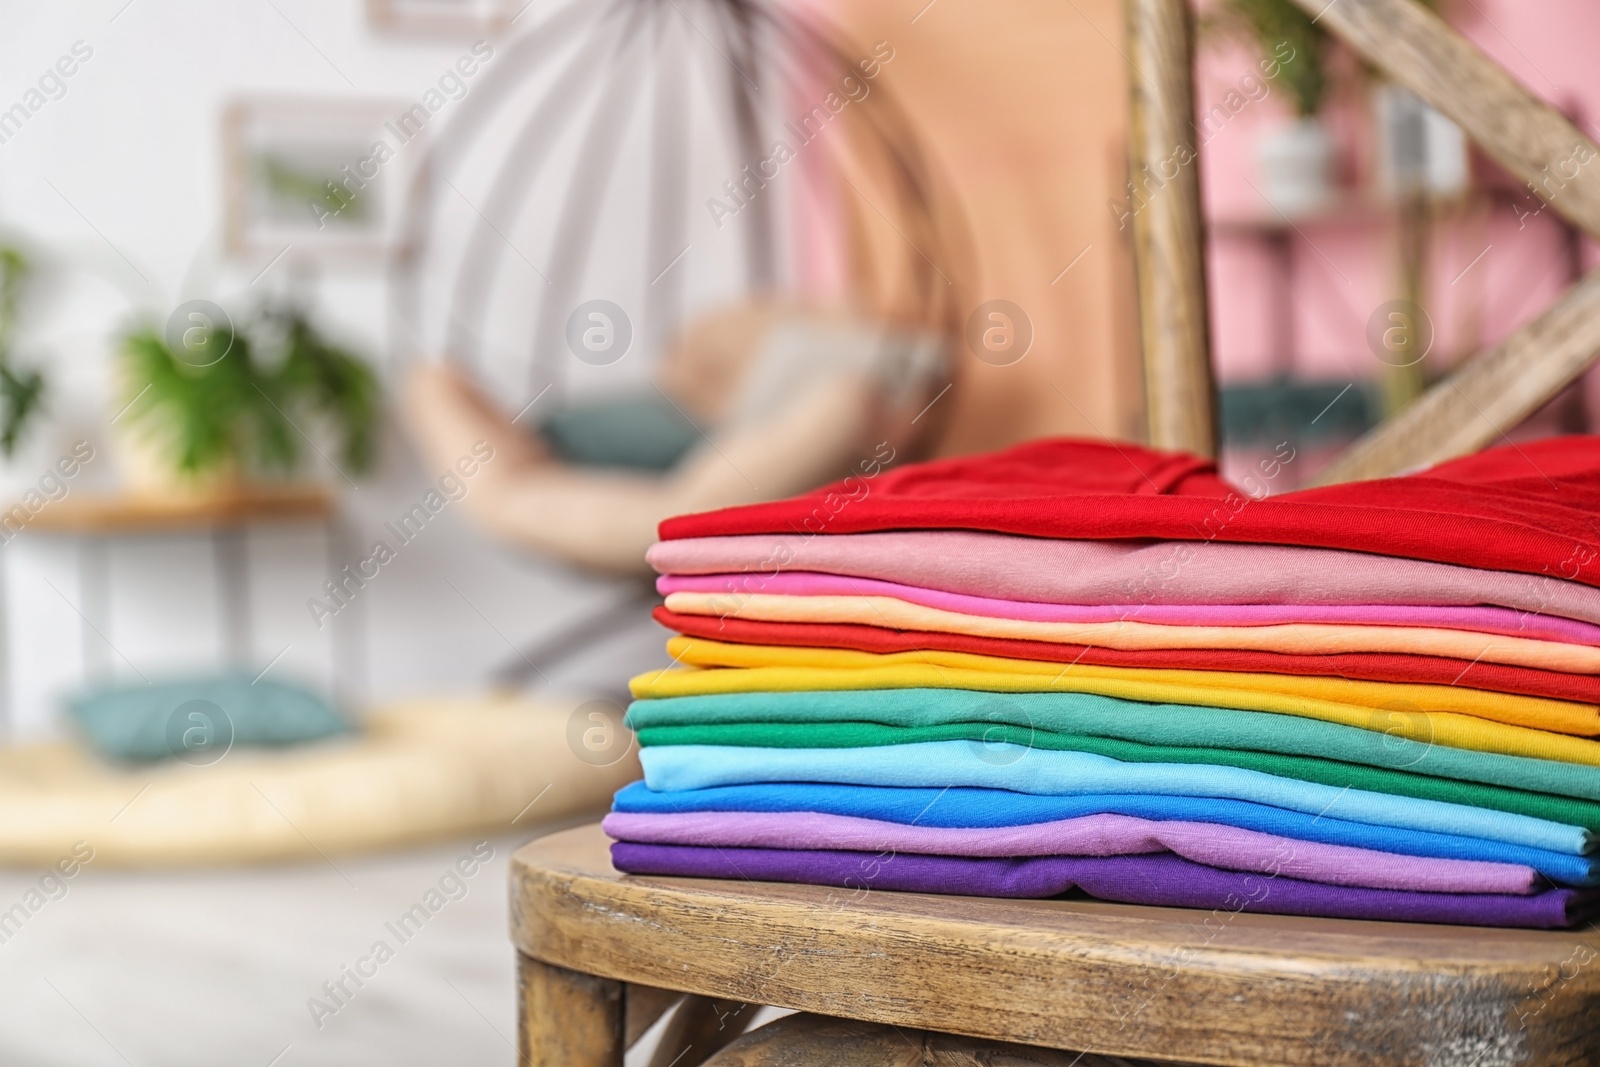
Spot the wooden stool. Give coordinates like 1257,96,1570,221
511,824,1600,1065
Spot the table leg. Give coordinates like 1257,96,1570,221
79,535,111,680
1267,228,1296,376
0,541,10,738
517,955,624,1067
212,528,252,667
325,517,366,706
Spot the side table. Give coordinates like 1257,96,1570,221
0,483,364,733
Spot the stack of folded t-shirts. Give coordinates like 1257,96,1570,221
605,437,1600,927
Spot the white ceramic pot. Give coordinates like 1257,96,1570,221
1257,117,1336,218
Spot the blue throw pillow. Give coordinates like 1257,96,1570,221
67,673,351,763
538,392,702,471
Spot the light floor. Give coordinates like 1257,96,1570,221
0,832,545,1066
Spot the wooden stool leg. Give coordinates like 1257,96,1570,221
702,1014,921,1065
518,954,624,1067
647,995,757,1067
626,984,684,1048
926,1031,1155,1065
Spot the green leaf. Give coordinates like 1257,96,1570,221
0,246,45,456
1211,0,1446,117
117,303,380,480
0,362,45,457
1215,0,1328,116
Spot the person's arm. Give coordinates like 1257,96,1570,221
402,363,881,574
401,362,552,475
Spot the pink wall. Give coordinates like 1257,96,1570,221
1199,0,1600,399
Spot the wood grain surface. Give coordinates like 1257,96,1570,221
9,483,334,534
511,824,1600,1067
1124,0,1217,459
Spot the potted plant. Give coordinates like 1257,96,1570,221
1211,0,1442,216
0,246,47,460
116,304,379,492
1209,0,1337,215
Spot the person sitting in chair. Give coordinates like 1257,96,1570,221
403,299,949,575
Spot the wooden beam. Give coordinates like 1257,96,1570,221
1314,266,1600,484
1124,0,1218,458
1288,0,1600,240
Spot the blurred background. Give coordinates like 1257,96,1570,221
0,0,1596,1063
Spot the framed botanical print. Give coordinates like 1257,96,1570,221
222,96,412,261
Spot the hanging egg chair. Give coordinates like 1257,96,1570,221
389,0,970,458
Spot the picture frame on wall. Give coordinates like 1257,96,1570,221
365,0,522,35
221,97,415,262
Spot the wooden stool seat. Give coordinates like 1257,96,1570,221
511,824,1600,1065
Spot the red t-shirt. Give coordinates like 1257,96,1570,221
659,437,1600,588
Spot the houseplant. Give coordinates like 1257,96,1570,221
0,246,47,458
1210,0,1442,216
117,303,379,489
1212,0,1338,215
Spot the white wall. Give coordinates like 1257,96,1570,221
0,0,672,736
